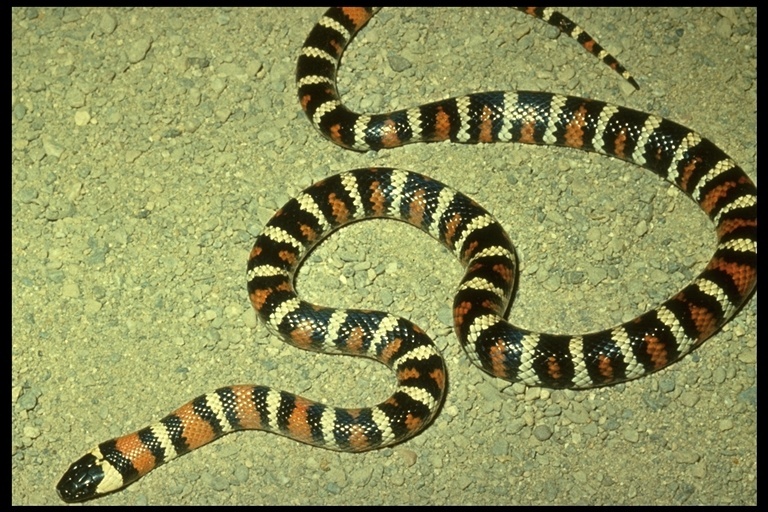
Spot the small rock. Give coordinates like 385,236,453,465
532,424,553,441
127,36,153,64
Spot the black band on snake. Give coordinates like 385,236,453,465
57,7,757,502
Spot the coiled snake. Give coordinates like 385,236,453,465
57,8,757,502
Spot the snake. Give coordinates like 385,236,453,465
56,7,757,502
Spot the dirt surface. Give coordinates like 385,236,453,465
12,7,756,505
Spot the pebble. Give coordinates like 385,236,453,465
395,448,417,467
563,404,590,424
387,52,412,72
674,450,700,464
532,424,553,442
127,36,152,64
622,428,640,443
99,12,117,34
17,387,41,411
718,418,734,432
490,438,509,456
74,109,90,126
41,135,64,159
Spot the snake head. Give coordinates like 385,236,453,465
56,451,107,502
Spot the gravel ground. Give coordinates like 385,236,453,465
12,7,756,506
